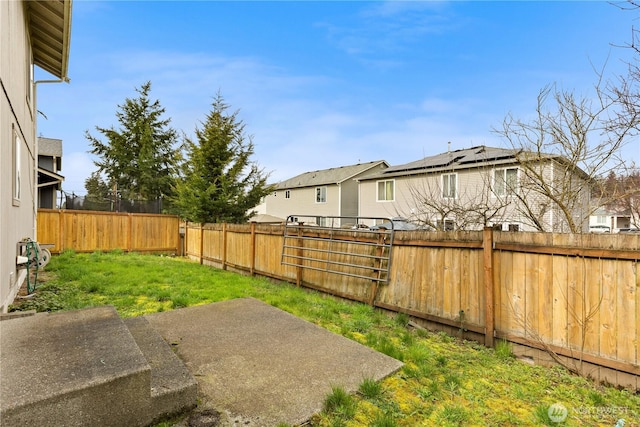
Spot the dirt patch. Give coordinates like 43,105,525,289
186,409,222,427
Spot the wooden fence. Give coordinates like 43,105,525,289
184,222,640,390
37,209,180,254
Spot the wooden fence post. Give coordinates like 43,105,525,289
183,221,188,257
59,209,65,253
250,222,256,276
483,226,495,347
127,213,133,252
199,223,204,265
222,223,228,270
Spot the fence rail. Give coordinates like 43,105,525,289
37,209,180,254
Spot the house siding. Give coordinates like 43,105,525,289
265,185,341,223
340,178,359,218
0,0,37,312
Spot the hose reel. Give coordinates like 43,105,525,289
16,239,51,294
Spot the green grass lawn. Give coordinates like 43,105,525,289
10,251,640,426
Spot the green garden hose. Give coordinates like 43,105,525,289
25,240,39,294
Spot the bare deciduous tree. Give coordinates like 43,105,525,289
393,167,513,231
494,80,639,233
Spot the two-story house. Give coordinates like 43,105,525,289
38,137,64,209
1,0,72,312
263,160,388,226
358,145,591,233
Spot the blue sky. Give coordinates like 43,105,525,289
36,0,640,195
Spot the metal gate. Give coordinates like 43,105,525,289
281,215,395,287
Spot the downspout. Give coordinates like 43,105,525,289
33,77,70,239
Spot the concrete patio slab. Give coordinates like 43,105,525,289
145,298,403,426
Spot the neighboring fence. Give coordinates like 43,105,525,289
37,209,180,254
184,222,640,390
63,193,169,214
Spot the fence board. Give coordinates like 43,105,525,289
551,256,569,348
600,259,617,360
537,254,553,343
617,262,637,364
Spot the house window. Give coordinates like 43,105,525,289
377,180,394,201
316,186,327,203
442,173,457,199
494,167,518,196
437,219,455,231
508,224,520,232
285,190,291,199
596,215,606,224
13,128,22,206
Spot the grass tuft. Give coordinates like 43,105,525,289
322,385,356,421
358,377,383,400
495,339,515,360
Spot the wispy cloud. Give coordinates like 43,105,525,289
317,1,459,62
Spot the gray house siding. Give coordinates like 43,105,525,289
0,1,71,312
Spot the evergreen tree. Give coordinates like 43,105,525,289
83,171,111,211
86,81,180,202
173,93,273,223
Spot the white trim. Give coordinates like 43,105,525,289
13,127,22,206
492,166,518,198
376,179,395,202
315,186,327,204
441,173,457,199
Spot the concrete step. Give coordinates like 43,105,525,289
0,306,196,427
124,316,197,424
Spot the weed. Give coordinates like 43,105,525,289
435,354,448,367
437,404,469,425
443,373,462,395
322,386,356,421
401,364,422,380
358,378,383,400
8,283,65,312
346,317,373,333
370,411,397,427
495,339,515,360
436,330,454,343
588,390,606,406
418,361,436,378
395,312,409,327
399,330,415,347
375,336,404,361
170,293,191,309
533,404,555,425
404,343,432,363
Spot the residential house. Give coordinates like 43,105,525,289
38,137,64,209
1,0,72,312
589,206,633,233
358,145,591,233
263,161,389,226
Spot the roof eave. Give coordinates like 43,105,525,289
29,0,72,80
